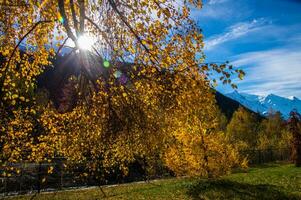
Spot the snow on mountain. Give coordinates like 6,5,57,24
225,91,301,119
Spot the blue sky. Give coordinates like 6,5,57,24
190,0,301,98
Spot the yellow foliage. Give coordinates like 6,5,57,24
0,0,245,179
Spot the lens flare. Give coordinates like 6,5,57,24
114,70,122,78
103,60,110,68
57,13,64,24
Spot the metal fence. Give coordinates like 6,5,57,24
0,158,170,197
0,148,292,197
240,148,291,165
0,160,97,196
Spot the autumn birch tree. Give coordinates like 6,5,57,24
1,0,245,179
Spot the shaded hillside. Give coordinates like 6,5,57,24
37,53,256,117
1,50,258,118
215,91,263,120
215,91,241,119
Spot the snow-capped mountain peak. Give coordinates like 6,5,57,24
225,91,301,119
288,96,300,101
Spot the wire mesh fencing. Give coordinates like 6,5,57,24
0,148,292,197
0,158,171,197
0,159,98,196
240,148,291,165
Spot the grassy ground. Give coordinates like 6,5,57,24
8,163,301,200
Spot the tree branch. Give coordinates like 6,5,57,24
6,21,52,68
70,0,79,36
55,37,69,57
58,0,77,42
107,0,157,63
0,20,53,98
79,0,85,33
85,16,127,63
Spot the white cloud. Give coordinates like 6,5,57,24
207,0,228,5
190,0,238,19
204,18,269,50
231,47,301,98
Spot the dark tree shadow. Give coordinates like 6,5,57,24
187,179,300,200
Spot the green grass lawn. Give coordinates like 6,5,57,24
9,163,301,200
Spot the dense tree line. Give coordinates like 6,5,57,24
225,106,301,166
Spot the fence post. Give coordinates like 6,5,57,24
281,148,283,160
60,160,63,190
259,150,262,164
37,162,42,193
19,163,22,193
5,176,8,196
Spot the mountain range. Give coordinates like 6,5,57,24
225,91,301,119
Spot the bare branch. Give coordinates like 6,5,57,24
55,37,69,57
79,0,85,33
58,0,77,42
70,0,79,36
